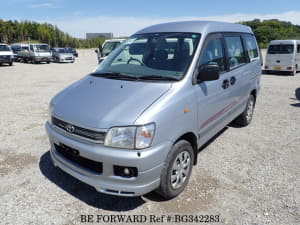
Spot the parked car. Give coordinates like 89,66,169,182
18,43,52,64
264,39,300,75
0,43,14,66
46,21,261,199
51,48,75,63
11,43,29,62
95,38,125,64
65,47,78,57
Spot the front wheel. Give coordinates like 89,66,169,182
157,140,194,199
235,95,256,126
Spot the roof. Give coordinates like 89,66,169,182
268,40,300,45
133,21,253,35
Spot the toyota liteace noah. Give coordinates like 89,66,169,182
46,21,261,199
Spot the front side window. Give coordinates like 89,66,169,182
95,33,201,81
268,44,294,54
244,35,259,60
225,36,246,69
198,37,225,72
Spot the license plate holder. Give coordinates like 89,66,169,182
274,66,281,70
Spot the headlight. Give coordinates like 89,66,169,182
104,123,155,149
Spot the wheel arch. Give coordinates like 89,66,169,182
174,132,198,165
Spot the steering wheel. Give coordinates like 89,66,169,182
127,57,144,66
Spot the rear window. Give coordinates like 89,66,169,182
268,44,294,54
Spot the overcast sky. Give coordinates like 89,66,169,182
1,0,300,38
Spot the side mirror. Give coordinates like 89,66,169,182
95,49,98,53
197,64,220,82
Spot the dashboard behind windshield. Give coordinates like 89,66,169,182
96,33,201,81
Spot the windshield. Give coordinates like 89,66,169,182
35,44,50,52
0,45,11,51
65,48,74,53
268,44,294,54
57,48,67,53
102,41,122,56
95,33,201,81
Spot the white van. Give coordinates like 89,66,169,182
95,39,126,64
0,43,14,66
264,40,300,75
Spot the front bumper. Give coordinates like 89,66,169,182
58,58,74,63
45,122,171,196
0,55,13,63
34,56,52,62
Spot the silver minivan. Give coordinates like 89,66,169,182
46,21,261,199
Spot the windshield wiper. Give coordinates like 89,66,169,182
138,75,179,81
90,72,138,80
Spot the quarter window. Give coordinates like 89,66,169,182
224,36,246,69
244,35,259,60
199,38,226,72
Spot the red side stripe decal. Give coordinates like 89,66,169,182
200,95,246,130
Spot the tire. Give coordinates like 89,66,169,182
157,140,194,199
235,95,256,126
47,61,50,64
291,69,296,76
9,62,13,66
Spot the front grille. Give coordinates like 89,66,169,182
52,117,106,141
0,55,10,60
54,143,103,173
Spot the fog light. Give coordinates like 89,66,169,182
264,65,268,69
113,165,138,178
287,66,292,70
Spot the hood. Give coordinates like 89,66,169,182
52,76,171,129
0,51,13,56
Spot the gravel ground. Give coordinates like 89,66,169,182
0,49,299,225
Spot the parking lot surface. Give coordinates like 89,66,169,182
0,50,299,225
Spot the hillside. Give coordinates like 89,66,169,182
240,19,300,48
1,19,300,48
0,19,105,48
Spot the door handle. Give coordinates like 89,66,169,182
222,79,230,89
230,76,236,85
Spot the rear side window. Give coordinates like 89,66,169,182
244,35,259,61
199,37,226,72
297,45,300,53
224,36,246,69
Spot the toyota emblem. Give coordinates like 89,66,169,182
65,124,75,133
